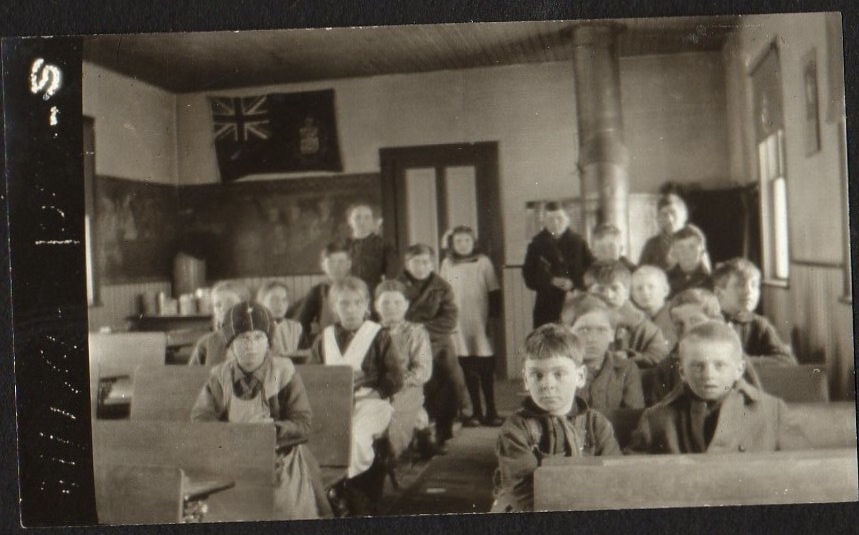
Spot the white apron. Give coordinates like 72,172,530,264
322,322,394,478
227,372,318,519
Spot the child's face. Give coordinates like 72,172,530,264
543,209,570,236
631,272,669,313
348,206,377,237
406,254,434,280
679,339,745,401
672,238,703,273
260,286,289,319
657,203,686,234
322,252,352,281
451,233,474,256
230,329,269,373
375,290,408,325
333,290,368,330
592,236,622,262
588,280,630,309
670,304,715,337
212,290,242,326
523,356,586,416
570,311,614,363
716,273,761,316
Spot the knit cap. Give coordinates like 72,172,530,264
221,301,273,348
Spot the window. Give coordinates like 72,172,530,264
758,130,789,281
751,43,789,284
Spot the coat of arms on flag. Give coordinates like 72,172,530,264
209,89,342,182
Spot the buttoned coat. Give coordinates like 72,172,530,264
582,351,645,411
628,379,804,454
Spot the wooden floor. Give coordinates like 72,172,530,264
383,380,523,516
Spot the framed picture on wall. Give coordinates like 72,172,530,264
803,48,821,156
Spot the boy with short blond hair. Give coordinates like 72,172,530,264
630,265,676,347
712,258,797,367
628,321,798,454
666,226,712,298
642,288,760,405
584,261,670,368
492,324,620,513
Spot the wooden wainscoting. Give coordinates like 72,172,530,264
502,266,535,380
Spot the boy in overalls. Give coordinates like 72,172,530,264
190,301,329,519
491,324,621,513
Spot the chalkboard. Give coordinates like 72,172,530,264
93,176,178,283
177,173,382,277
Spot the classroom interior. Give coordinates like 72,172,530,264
82,13,857,523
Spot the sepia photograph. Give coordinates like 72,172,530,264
4,9,856,527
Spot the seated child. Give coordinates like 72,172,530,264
642,288,761,406
491,324,621,513
309,277,404,513
630,265,677,348
584,261,670,368
397,244,465,452
628,321,797,454
190,302,329,519
188,280,249,366
374,280,434,458
712,258,797,367
257,280,303,358
296,241,353,348
560,294,644,410
666,225,712,298
591,223,636,272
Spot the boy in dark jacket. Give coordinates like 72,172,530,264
628,321,800,454
666,225,713,298
492,324,620,513
398,244,464,452
522,202,595,328
712,258,797,367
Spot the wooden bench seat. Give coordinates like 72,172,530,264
534,448,859,511
94,464,184,524
756,364,829,402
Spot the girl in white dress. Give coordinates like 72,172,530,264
439,225,503,427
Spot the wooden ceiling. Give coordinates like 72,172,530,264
83,16,739,93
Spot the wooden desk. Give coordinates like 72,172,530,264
534,449,859,511
93,420,276,522
129,314,213,333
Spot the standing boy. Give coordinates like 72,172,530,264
346,203,399,294
712,258,797,367
492,324,620,513
522,202,595,328
628,321,798,454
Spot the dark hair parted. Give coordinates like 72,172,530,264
404,243,435,260
320,240,352,262
712,257,762,288
521,323,585,366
